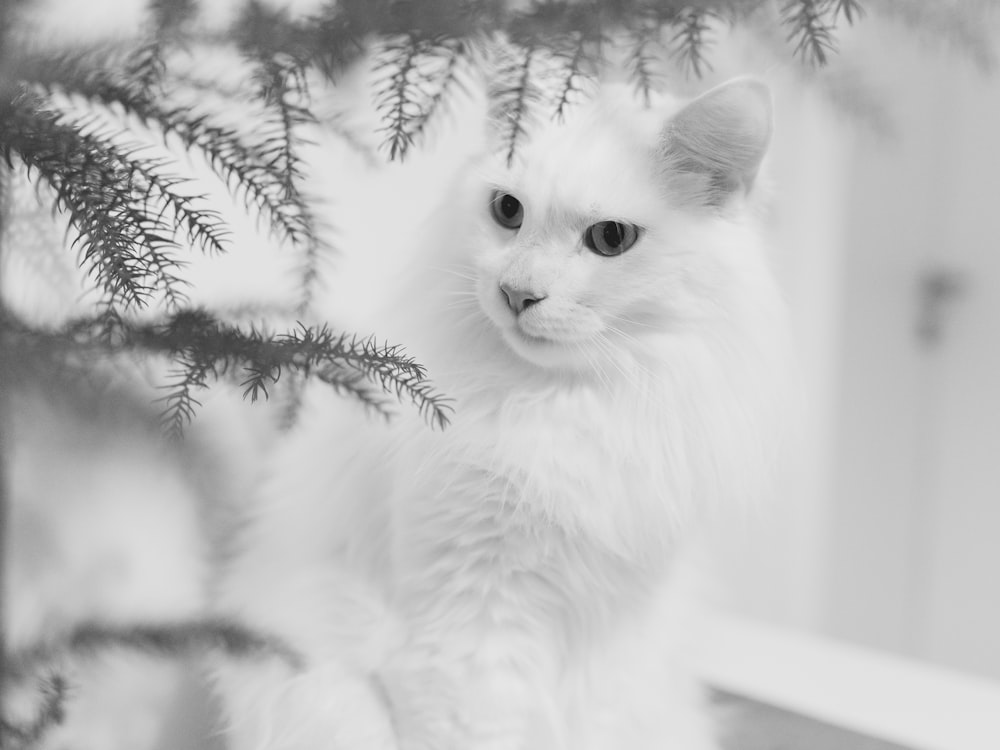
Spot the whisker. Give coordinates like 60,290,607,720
575,340,614,395
443,298,479,311
573,346,600,391
605,312,659,331
599,324,657,383
433,265,479,283
604,324,645,350
592,334,645,393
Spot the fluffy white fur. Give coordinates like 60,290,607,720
215,78,790,750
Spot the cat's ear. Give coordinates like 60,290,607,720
659,77,772,206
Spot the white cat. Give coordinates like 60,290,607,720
214,76,790,750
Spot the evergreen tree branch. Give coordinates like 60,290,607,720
1,308,453,435
1,98,189,309
408,39,469,148
624,22,661,107
373,34,468,162
490,43,539,167
374,34,423,161
782,0,837,66
19,51,313,248
27,619,303,669
832,0,863,25
0,672,69,750
670,7,716,78
247,53,331,311
3,618,303,747
550,32,591,122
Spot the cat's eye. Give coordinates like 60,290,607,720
584,221,639,257
490,191,523,229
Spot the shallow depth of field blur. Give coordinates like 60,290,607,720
2,0,999,747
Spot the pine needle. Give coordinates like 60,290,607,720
782,0,837,66
670,8,716,79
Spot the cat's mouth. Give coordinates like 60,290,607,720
512,326,556,346
475,279,590,368
498,325,572,369
499,315,603,370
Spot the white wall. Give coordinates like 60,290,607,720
714,16,1000,682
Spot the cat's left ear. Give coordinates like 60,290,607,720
659,77,772,205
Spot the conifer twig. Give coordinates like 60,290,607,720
625,24,661,107
490,44,539,167
374,35,468,162
0,672,69,750
2,100,190,309
782,0,837,66
3,619,304,671
250,54,329,312
551,32,590,122
0,308,453,435
670,8,716,78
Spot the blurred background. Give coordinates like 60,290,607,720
708,8,1000,684
2,0,999,747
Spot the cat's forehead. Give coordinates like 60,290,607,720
487,88,679,221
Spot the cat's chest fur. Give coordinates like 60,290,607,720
382,370,680,649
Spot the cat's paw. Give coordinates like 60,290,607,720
386,662,562,750
216,658,398,750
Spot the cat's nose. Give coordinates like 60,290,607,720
500,284,544,314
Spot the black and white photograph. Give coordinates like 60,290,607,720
1,1,999,749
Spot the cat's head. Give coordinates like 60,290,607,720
471,78,775,374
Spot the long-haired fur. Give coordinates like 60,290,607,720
214,77,791,750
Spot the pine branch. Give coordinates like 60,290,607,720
1,619,302,749
6,41,328,319
0,672,69,750
253,58,313,198
670,7,716,79
832,0,864,25
158,353,211,439
121,98,313,248
136,168,231,257
249,54,331,311
148,314,453,433
54,110,231,258
125,39,169,95
22,52,314,248
782,0,837,66
125,0,200,98
624,24,662,107
408,39,468,148
373,35,467,162
550,32,591,122
66,619,303,667
271,322,453,430
1,308,453,434
2,99,189,309
490,44,539,168
374,34,423,161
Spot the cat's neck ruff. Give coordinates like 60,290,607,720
371,80,789,568
393,309,700,565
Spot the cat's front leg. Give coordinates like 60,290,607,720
381,642,564,750
215,655,399,750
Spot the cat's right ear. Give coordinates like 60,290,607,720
658,77,773,207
